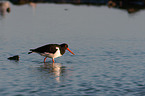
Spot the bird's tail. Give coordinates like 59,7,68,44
28,52,32,54
28,49,34,54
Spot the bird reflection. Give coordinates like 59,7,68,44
0,1,10,17
29,2,36,8
29,2,36,15
42,62,65,82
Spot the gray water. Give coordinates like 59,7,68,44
1,2,145,96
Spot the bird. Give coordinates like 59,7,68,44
28,43,75,63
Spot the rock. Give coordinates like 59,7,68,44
8,55,19,61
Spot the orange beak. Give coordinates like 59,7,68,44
67,48,75,55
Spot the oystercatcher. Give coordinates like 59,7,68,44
28,43,75,63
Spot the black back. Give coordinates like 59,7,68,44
31,44,60,54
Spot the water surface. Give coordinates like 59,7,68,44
0,1,145,96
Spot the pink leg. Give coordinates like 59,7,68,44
52,58,55,63
44,57,47,62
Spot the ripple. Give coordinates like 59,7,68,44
0,88,6,92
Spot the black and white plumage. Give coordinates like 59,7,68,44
28,43,75,63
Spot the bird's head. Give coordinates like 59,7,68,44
60,43,75,55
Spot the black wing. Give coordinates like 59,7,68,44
30,44,58,54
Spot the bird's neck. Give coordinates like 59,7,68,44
60,48,66,55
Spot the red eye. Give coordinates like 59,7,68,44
65,45,67,47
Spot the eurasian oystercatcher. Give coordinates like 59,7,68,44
28,43,75,63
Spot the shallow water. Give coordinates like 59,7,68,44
1,1,145,96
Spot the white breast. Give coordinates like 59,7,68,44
40,47,62,59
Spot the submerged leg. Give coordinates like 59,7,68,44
44,57,47,62
52,58,55,63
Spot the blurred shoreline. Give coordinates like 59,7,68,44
7,0,145,13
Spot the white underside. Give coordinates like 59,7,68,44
39,47,62,59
